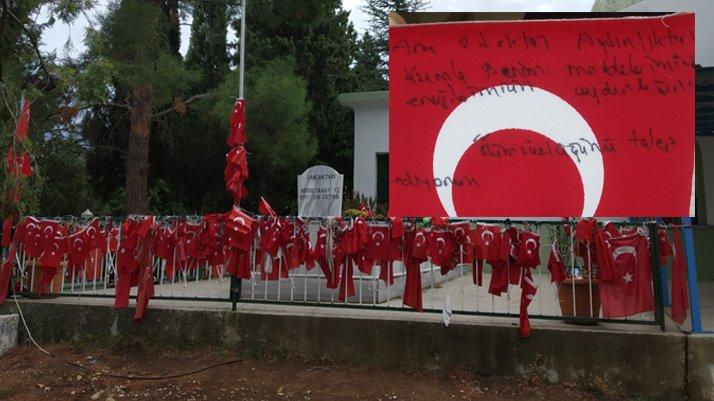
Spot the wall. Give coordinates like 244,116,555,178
340,93,388,200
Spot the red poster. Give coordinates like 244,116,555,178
389,14,695,217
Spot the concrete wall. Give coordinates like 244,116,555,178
688,335,714,401
0,301,691,400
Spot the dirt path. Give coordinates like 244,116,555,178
0,344,627,401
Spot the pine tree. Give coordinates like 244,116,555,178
353,31,386,91
78,0,200,214
185,0,230,91
361,0,430,63
232,0,359,198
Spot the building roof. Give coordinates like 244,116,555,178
338,91,388,109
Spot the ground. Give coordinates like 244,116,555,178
0,344,632,401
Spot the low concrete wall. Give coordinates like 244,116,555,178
688,334,714,401
0,301,687,400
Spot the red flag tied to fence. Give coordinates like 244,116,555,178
388,14,695,217
671,228,689,325
597,233,654,318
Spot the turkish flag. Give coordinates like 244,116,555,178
428,229,456,273
519,267,538,339
134,260,155,321
598,233,654,318
0,241,17,306
225,207,256,252
389,14,695,217
516,230,541,268
16,217,44,258
410,228,429,259
670,228,689,325
390,217,403,239
2,215,15,247
227,98,247,147
658,228,672,264
14,98,31,141
473,224,500,261
547,242,567,283
258,196,277,217
366,225,390,262
402,229,424,311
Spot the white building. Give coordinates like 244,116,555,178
338,91,389,204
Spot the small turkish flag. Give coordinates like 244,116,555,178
670,228,689,325
0,241,17,306
258,196,277,217
598,233,654,318
227,98,247,147
365,225,390,262
519,267,538,339
14,98,31,141
473,224,500,261
547,242,567,283
516,230,541,268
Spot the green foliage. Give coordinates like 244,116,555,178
353,31,386,91
213,58,316,213
361,0,430,68
185,0,231,91
85,0,198,107
234,0,358,190
35,133,98,216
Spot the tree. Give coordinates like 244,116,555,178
353,31,386,91
78,0,200,214
361,0,430,70
213,58,316,213
232,0,358,190
185,0,231,91
0,0,95,217
36,133,98,215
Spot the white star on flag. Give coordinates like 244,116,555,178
623,272,633,283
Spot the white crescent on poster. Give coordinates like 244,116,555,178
432,86,604,217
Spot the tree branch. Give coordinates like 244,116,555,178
0,0,8,82
7,8,56,90
152,93,209,119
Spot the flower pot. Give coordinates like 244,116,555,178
558,277,600,324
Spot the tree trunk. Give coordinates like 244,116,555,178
125,85,153,214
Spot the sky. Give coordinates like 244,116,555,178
40,0,595,57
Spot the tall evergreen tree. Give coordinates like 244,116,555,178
361,0,430,69
77,0,200,214
353,31,386,91
185,0,230,91
232,0,358,190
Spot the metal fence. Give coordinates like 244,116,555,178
3,217,671,331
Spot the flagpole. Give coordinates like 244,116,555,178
239,0,246,99
230,0,247,312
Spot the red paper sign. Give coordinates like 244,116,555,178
388,14,695,217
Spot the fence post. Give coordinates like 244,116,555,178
230,277,241,311
648,223,666,332
681,217,702,333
